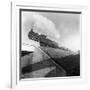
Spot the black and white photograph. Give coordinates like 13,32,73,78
20,9,81,79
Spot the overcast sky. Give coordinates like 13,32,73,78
22,11,80,52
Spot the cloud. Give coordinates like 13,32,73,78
32,13,60,40
60,34,80,52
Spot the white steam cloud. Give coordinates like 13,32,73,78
32,13,60,40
